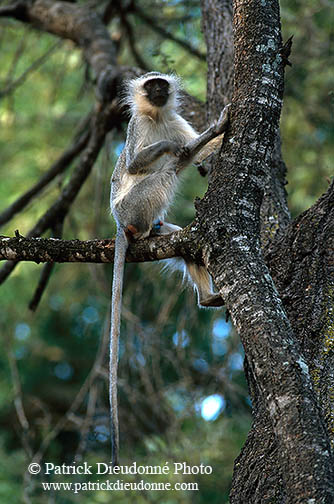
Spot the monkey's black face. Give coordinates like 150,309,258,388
143,78,170,107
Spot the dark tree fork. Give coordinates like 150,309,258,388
0,1,333,502
201,0,334,502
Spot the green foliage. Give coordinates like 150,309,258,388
281,0,334,215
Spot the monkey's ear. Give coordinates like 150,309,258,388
118,77,136,114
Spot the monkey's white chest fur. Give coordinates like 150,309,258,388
113,155,178,215
113,115,185,211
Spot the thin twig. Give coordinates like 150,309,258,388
0,122,91,227
0,40,63,99
133,5,206,61
28,221,64,311
6,340,33,459
7,351,30,433
120,11,150,71
4,34,25,90
75,383,99,460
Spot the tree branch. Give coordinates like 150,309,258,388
0,0,116,74
0,122,90,227
0,39,62,99
0,228,194,266
133,3,206,62
119,6,150,71
0,0,120,103
267,180,334,437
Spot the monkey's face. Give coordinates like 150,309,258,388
143,78,170,107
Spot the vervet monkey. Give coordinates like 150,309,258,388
109,72,230,464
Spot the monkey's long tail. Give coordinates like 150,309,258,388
110,229,127,467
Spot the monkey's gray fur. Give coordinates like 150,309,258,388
109,71,230,465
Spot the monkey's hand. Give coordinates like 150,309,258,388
128,141,181,174
163,141,183,156
214,103,231,135
173,145,191,162
153,140,179,155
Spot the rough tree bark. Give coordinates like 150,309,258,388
0,1,333,503
201,0,334,503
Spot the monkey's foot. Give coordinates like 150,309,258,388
125,224,139,240
126,224,138,235
200,293,224,308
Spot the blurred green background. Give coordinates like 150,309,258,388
0,1,333,502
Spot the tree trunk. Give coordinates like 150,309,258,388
200,0,334,502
